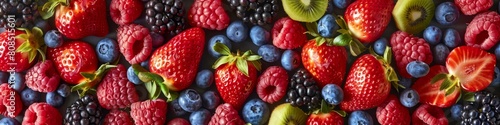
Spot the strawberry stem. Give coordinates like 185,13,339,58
15,27,46,62
71,63,117,97
132,64,179,102
39,0,68,19
212,42,262,76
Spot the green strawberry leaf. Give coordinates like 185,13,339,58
335,15,348,30
212,56,233,69
305,22,318,34
28,50,37,62
138,72,164,83
40,0,67,20
132,64,148,75
333,34,351,46
32,27,43,41
463,92,475,102
250,60,262,71
439,78,452,91
213,42,232,56
383,47,392,64
445,86,456,96
37,49,46,61
337,29,349,35
334,110,347,117
236,58,249,76
431,73,448,85
16,42,32,53
80,72,96,80
15,34,29,40
246,55,261,61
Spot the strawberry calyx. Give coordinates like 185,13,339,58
15,27,46,63
71,63,117,97
369,46,403,92
39,0,68,19
311,101,347,117
212,42,262,76
132,64,179,101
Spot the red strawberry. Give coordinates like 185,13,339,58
376,95,411,125
40,0,109,39
257,66,288,104
209,103,246,125
344,0,394,43
272,17,307,49
0,28,45,72
413,65,460,108
464,11,500,50
97,64,139,110
390,31,433,78
103,110,134,125
446,46,496,92
130,99,168,125
25,60,61,93
412,104,448,125
0,84,23,118
455,0,493,15
22,103,62,125
167,118,191,125
302,39,347,87
47,41,97,85
110,0,144,25
306,111,344,125
188,0,230,30
213,42,261,110
117,24,153,64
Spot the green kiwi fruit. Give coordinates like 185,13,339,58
392,0,435,34
268,103,307,125
282,0,329,22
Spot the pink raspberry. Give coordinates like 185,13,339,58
390,31,433,78
131,99,168,125
117,24,153,64
23,103,62,125
455,0,493,15
110,0,144,25
25,60,61,92
272,17,308,49
103,110,134,125
257,66,288,104
465,11,500,50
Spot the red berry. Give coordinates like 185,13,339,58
272,17,307,49
390,31,433,78
209,103,245,125
97,64,139,110
0,84,23,118
455,0,493,15
188,0,230,30
306,111,344,125
25,60,61,93
131,99,168,125
257,66,288,104
117,24,153,64
412,104,448,125
110,0,144,25
465,11,500,50
23,103,62,125
103,110,134,125
167,118,190,125
376,95,410,125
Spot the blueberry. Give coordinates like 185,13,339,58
21,88,40,106
489,67,500,87
317,14,339,38
406,61,430,78
435,2,460,25
399,89,419,108
127,66,143,85
226,21,248,42
258,45,281,63
178,89,203,112
451,104,463,120
495,44,500,62
35,19,50,32
196,69,214,89
242,99,270,125
333,0,351,9
443,28,462,48
96,38,119,63
140,59,150,70
44,30,63,48
9,72,25,92
208,35,232,57
433,44,450,65
398,77,413,89
321,84,343,105
202,91,220,110
373,38,388,55
348,110,374,125
281,50,301,71
0,71,8,83
423,26,442,45
169,99,187,116
150,32,165,48
46,92,64,107
0,117,20,125
56,83,71,97
189,108,211,125
250,26,270,46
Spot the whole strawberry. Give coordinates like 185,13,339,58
22,103,62,125
188,0,230,30
25,60,61,93
209,103,246,125
0,84,23,118
97,64,139,110
103,110,134,125
272,17,308,49
131,99,168,125
117,24,153,64
307,102,346,125
465,11,500,50
0,27,45,72
302,39,347,87
212,42,261,110
376,95,411,125
344,0,394,43
390,31,433,78
455,0,493,15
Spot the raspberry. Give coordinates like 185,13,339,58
390,31,433,78
0,84,23,118
97,64,139,110
376,95,411,125
22,103,62,125
188,0,230,30
117,24,153,64
412,104,448,125
272,17,307,49
209,103,245,125
103,110,134,125
110,0,144,25
131,99,168,125
167,118,190,125
455,0,493,15
257,66,288,104
25,60,61,93
465,11,500,50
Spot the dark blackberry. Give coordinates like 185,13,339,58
285,68,321,112
227,0,280,25
460,91,500,125
0,0,40,28
64,94,103,125
144,0,185,36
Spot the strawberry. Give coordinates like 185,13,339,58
97,64,139,110
212,42,261,110
257,66,288,104
445,46,495,92
390,31,433,78
344,0,394,43
117,24,153,64
307,111,344,125
40,0,109,39
376,95,411,125
103,110,134,125
130,99,168,125
188,0,230,30
301,39,347,87
0,84,23,118
25,60,61,93
455,0,493,15
464,11,500,50
209,103,246,125
22,103,62,125
0,27,46,72
412,104,448,125
272,17,308,49
412,65,460,108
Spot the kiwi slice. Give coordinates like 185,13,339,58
282,0,329,22
268,103,307,125
393,0,435,34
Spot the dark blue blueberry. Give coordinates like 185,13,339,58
373,38,388,55
406,61,430,78
317,14,338,38
35,19,50,32
178,89,203,112
489,67,500,87
334,0,351,9
495,44,500,63
150,32,165,48
127,66,143,85
443,28,462,48
348,110,374,125
202,90,220,110
435,2,460,25
321,84,343,105
281,50,301,71
242,99,270,125
433,43,450,65
208,35,232,58
399,76,413,89
226,21,248,42
196,69,214,89
169,99,187,116
0,117,20,125
10,72,25,92
423,26,442,45
56,83,71,97
21,88,40,106
44,30,64,48
250,25,270,46
0,72,8,83
46,91,64,107
258,45,281,63
189,108,211,125
140,59,150,70
96,38,119,63
399,89,419,108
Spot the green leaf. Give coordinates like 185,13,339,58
439,78,452,91
212,56,233,69
158,82,169,99
144,82,154,98
334,110,347,117
246,55,261,61
15,34,29,40
333,34,351,46
150,82,160,99
28,49,37,62
250,60,262,71
40,1,61,20
236,58,249,76
445,86,457,96
305,22,318,34
337,29,349,34
132,64,148,75
80,72,96,80
166,91,179,102
319,101,330,113
383,47,392,63
318,38,326,46
37,49,46,61
16,42,32,53
431,74,448,84
213,42,232,56
463,92,475,102
335,16,348,30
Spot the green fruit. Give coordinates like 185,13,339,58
268,103,307,125
392,0,435,34
282,0,329,22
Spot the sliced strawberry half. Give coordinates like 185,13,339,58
446,46,496,92
412,65,460,108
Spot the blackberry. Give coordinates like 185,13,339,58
460,91,500,125
285,68,322,112
227,0,280,25
0,0,40,28
144,0,185,36
64,95,103,125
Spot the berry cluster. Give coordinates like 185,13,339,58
64,95,103,125
460,91,500,125
286,68,322,112
227,0,280,25
0,0,40,28
144,0,185,36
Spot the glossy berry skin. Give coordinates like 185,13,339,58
447,46,496,92
272,17,308,49
10,72,25,92
188,0,230,30
44,30,64,48
109,0,143,25
242,99,270,125
196,69,214,89
399,89,419,108
54,0,109,39
0,30,35,72
413,65,460,108
21,88,41,106
56,84,70,98
423,26,442,45
46,92,64,107
281,50,301,71
334,0,351,9
189,108,211,125
317,14,339,38
258,45,281,63
48,41,98,85
348,111,374,125
322,84,344,105
376,95,411,125
257,66,289,104
215,63,258,110
96,38,119,63
307,111,344,125
464,11,500,50
202,90,221,110
455,0,493,15
302,40,347,87
208,35,232,58
127,66,143,85
450,104,462,120
412,104,448,125
209,103,246,125
433,44,450,65
443,28,462,49
344,0,394,43
169,99,188,116
168,118,190,125
150,32,165,48
226,21,248,42
373,38,388,55
406,61,430,78
0,118,20,125
178,89,203,112
250,26,270,46
435,2,460,25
